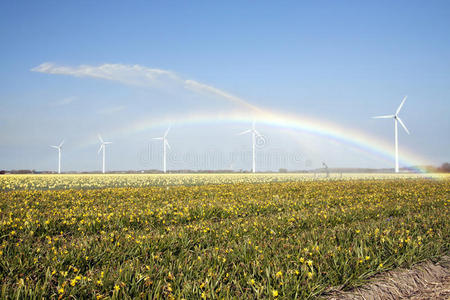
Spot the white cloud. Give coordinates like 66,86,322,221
32,63,179,87
32,62,258,112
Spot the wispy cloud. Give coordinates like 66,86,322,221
97,105,126,115
184,80,259,111
52,96,76,106
32,63,179,88
32,63,259,112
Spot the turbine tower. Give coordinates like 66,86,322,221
238,121,263,173
50,139,64,174
97,134,112,174
153,126,171,173
373,96,410,173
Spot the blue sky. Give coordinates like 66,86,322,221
0,1,449,171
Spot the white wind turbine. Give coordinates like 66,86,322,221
153,126,171,173
97,134,112,174
373,96,410,173
50,139,64,174
238,121,263,173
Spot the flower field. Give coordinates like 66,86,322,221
0,173,444,191
0,175,448,299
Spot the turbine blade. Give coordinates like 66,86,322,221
165,139,171,150
97,144,103,154
397,117,410,134
372,115,394,119
238,129,251,135
164,126,171,138
254,130,262,137
50,145,58,149
396,96,407,115
98,134,104,143
59,139,65,147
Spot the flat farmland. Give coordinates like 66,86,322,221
0,174,448,298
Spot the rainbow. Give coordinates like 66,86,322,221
102,108,434,173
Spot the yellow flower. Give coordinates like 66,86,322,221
114,284,120,292
167,272,174,280
272,289,279,297
58,287,64,294
275,271,282,278
308,272,313,279
250,279,255,285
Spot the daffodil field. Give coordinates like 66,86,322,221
0,174,448,299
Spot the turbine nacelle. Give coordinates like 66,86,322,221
50,139,65,150
372,96,409,135
97,135,112,154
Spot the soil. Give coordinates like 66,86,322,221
324,256,450,300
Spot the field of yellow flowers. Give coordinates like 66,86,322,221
0,174,448,299
0,173,443,191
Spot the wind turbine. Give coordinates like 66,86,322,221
322,162,329,178
238,121,263,173
153,126,171,173
97,134,112,174
50,139,64,174
373,96,410,173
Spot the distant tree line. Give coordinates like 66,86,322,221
0,169,36,174
415,163,450,173
1,163,449,174
438,162,450,172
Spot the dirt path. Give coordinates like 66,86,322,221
325,256,450,300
